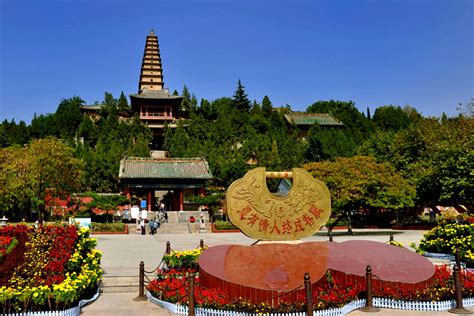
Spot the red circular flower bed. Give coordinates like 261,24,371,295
148,265,474,313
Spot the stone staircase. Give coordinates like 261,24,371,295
156,222,191,234
127,222,191,234
101,275,139,293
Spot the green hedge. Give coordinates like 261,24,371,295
214,221,238,231
326,217,348,227
91,222,125,232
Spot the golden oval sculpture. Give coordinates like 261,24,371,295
226,167,331,240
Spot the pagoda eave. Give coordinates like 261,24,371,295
130,93,183,111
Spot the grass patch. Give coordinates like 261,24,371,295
91,222,125,233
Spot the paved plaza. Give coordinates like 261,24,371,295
81,227,473,315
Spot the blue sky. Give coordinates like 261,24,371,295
1,0,472,123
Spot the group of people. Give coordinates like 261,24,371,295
139,218,159,235
148,219,159,235
139,201,168,235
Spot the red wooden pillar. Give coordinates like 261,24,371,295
179,189,184,211
147,190,152,212
125,187,132,200
199,186,205,195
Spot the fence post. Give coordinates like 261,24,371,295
200,239,204,249
328,231,333,242
188,273,196,316
361,265,380,312
448,265,470,314
166,241,171,255
304,273,313,316
454,248,461,269
133,261,147,301
389,234,394,243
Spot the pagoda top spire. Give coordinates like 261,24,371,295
138,30,163,93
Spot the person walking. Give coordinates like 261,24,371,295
153,220,159,234
140,218,146,235
149,219,155,235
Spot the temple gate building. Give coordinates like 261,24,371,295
119,157,213,221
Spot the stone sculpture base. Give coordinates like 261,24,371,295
198,241,435,305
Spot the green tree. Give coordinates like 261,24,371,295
372,105,410,131
181,85,196,112
0,146,32,215
390,117,473,207
0,119,30,147
199,98,217,120
232,79,251,113
163,121,190,157
117,91,129,115
357,130,396,163
262,95,273,116
305,156,415,215
30,113,57,139
78,116,100,146
2,138,83,222
250,100,262,116
306,100,373,154
219,156,250,187
99,92,118,119
55,96,85,140
84,192,130,222
304,125,324,162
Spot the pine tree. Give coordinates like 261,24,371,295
232,80,251,113
118,91,129,115
250,100,262,115
181,85,192,112
262,95,273,116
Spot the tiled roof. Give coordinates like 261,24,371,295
80,105,102,111
130,90,183,100
119,157,213,180
285,113,344,126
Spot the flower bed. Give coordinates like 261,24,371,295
0,224,102,313
0,236,18,263
416,218,474,267
0,224,31,286
163,247,206,270
148,247,474,314
388,240,404,248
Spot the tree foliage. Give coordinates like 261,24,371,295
305,156,416,213
84,192,129,210
1,82,472,215
390,117,473,207
0,138,83,220
372,105,410,131
232,80,251,113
